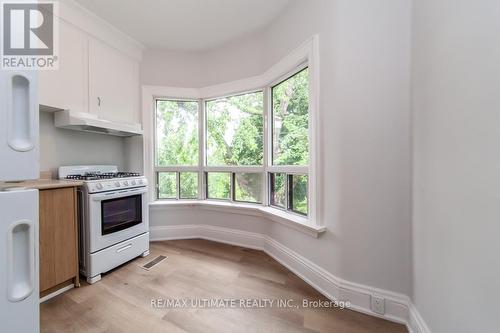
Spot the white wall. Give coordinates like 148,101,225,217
269,0,412,295
141,30,267,88
412,0,500,332
141,49,203,87
144,0,412,297
40,112,127,176
201,31,266,86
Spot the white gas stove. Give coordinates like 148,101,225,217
59,165,150,284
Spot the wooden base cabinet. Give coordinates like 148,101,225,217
39,187,80,297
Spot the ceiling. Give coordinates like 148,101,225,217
75,0,291,51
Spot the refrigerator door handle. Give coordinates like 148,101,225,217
7,73,36,152
7,219,35,302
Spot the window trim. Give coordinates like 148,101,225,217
143,35,321,229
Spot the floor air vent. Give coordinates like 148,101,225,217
141,255,167,270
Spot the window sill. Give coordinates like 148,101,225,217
149,200,325,238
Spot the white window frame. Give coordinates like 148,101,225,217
204,89,266,204
267,64,310,216
143,35,321,230
153,97,203,200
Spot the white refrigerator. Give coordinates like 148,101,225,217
0,69,40,332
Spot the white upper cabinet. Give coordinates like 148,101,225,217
39,21,88,114
39,18,141,126
88,39,140,124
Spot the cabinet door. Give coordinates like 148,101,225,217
88,38,139,124
39,188,77,293
39,20,88,113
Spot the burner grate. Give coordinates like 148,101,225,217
65,172,141,180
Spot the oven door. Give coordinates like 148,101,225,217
88,187,148,253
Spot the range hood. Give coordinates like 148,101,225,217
54,110,143,137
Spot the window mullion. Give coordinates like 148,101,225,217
155,166,198,172
204,166,263,173
263,87,270,207
176,172,180,200
267,165,308,174
156,172,160,200
199,99,205,200
204,172,208,200
288,174,293,212
230,172,234,203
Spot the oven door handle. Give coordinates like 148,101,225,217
90,187,148,201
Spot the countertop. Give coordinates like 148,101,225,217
1,179,83,190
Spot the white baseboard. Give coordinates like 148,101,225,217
150,224,430,333
407,303,431,333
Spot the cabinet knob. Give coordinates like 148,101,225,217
97,97,102,107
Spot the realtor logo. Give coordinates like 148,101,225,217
1,1,59,70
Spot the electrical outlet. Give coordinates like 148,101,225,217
371,295,385,314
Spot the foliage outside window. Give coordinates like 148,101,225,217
272,68,309,166
206,92,263,166
290,174,308,215
155,99,200,200
154,67,310,218
206,172,230,200
180,172,198,199
269,173,308,216
156,100,198,166
270,173,286,208
158,172,176,199
234,173,263,203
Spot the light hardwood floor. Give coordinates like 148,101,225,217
41,239,408,333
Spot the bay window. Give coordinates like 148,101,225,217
153,66,311,218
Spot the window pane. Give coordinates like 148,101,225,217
206,92,263,166
158,172,177,199
206,172,230,200
270,173,286,208
290,174,308,215
156,100,199,166
272,68,309,166
180,172,198,199
235,173,262,203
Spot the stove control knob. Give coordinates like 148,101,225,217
123,181,129,186
131,180,136,185
137,179,143,185
115,181,121,187
96,183,103,190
